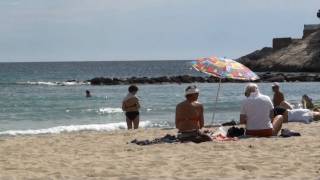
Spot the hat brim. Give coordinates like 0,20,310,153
185,89,199,96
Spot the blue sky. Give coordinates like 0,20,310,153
0,0,319,62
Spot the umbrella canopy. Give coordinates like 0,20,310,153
192,57,259,81
192,56,259,125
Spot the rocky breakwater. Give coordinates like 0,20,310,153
88,73,320,85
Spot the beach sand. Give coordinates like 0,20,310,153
0,122,320,180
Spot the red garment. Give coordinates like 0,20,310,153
246,129,273,137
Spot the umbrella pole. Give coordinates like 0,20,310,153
211,78,222,125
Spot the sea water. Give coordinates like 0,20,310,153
0,61,319,135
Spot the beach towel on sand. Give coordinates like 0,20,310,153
130,134,179,145
131,130,239,145
212,134,238,141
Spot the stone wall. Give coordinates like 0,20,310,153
303,24,320,38
272,38,292,51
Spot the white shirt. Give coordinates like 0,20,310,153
288,109,312,124
240,92,274,130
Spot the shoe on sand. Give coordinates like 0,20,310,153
280,128,301,138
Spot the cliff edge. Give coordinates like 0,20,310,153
238,29,320,72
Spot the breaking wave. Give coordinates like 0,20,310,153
0,121,152,136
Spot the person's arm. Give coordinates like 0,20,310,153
268,97,275,119
122,101,126,111
280,92,284,102
301,98,307,109
270,110,275,121
175,105,182,129
135,98,141,109
239,100,247,125
199,104,204,129
240,114,247,124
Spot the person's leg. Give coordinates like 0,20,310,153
126,118,133,129
279,101,293,110
313,107,320,112
198,133,212,142
133,116,139,129
313,112,320,121
272,115,284,136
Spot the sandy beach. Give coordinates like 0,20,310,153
0,122,319,180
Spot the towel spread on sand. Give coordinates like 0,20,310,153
131,134,179,145
213,134,238,141
131,131,240,145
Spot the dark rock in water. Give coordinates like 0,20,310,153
112,78,122,85
103,78,115,85
90,77,104,85
87,72,320,85
178,75,194,83
265,75,286,82
285,74,317,82
193,76,206,83
206,76,218,83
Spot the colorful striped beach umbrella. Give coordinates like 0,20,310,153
192,56,259,125
192,57,259,81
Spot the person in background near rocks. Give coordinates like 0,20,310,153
175,85,212,143
272,82,284,107
122,85,140,129
272,82,293,109
301,94,314,110
240,83,284,137
86,90,91,98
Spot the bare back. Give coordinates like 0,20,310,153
175,100,204,132
122,97,140,112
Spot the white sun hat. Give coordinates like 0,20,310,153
272,82,280,87
185,85,199,96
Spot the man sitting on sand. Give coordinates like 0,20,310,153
175,85,212,143
240,83,284,137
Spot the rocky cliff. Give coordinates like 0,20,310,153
238,30,320,72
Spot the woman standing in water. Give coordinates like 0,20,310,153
122,85,140,129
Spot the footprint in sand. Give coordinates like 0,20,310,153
235,165,259,171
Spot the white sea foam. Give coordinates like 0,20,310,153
98,107,123,114
25,81,57,86
0,121,152,136
17,81,90,86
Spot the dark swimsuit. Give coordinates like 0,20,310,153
125,111,139,121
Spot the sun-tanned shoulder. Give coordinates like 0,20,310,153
176,101,187,108
192,101,203,107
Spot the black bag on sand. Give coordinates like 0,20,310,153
221,120,237,126
227,126,245,137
